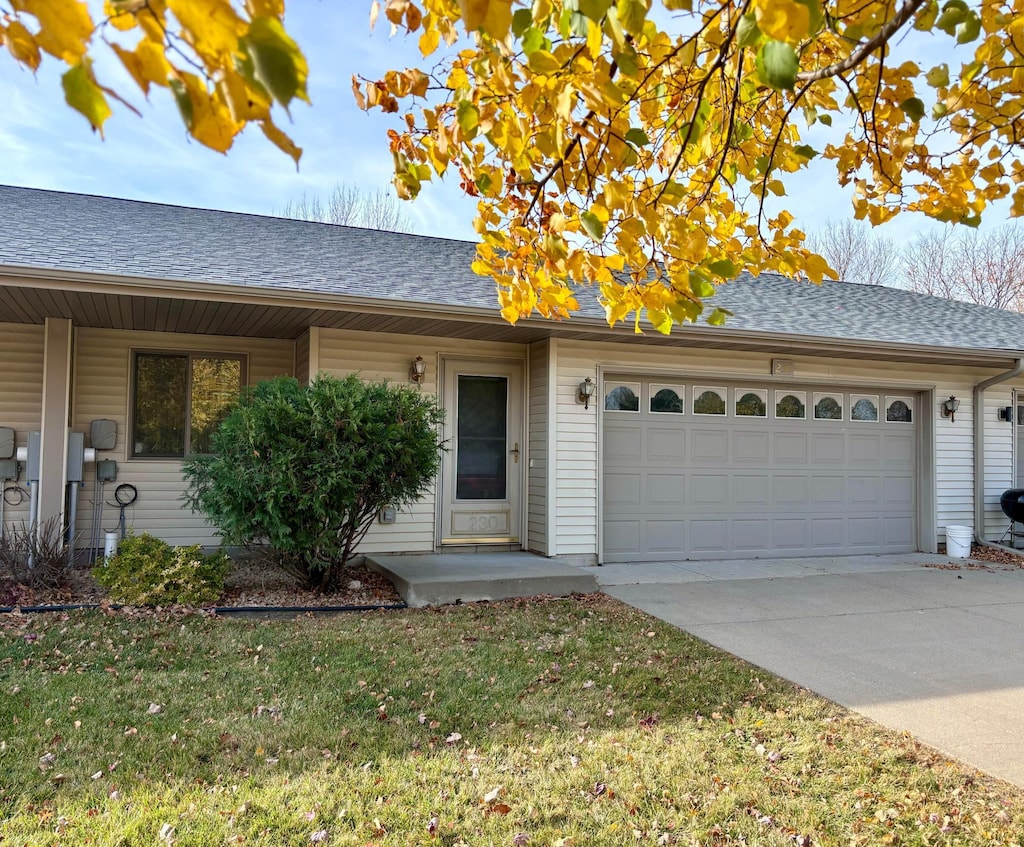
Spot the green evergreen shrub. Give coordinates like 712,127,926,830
93,532,230,606
182,374,443,590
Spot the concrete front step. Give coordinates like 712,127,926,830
365,552,599,608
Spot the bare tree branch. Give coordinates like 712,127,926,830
276,182,412,232
806,219,901,286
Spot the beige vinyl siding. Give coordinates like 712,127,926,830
554,344,599,560
0,323,44,528
932,378,975,542
295,330,311,386
527,339,551,555
553,338,1019,559
71,328,293,547
315,327,527,555
983,387,1015,539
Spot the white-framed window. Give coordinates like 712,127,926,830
604,382,641,412
813,392,844,421
131,351,246,458
650,385,684,413
885,396,914,423
774,390,806,419
735,389,767,417
851,394,880,422
693,386,727,415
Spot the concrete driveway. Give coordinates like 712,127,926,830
599,553,1024,788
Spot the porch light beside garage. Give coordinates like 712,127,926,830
942,395,961,422
578,376,596,409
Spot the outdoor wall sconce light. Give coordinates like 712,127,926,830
578,376,596,409
942,395,961,422
410,356,426,383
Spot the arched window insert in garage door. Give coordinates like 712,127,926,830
814,393,844,420
650,385,684,413
605,382,641,412
886,397,914,422
774,390,806,419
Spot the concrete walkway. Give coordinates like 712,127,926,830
600,553,1024,788
366,552,598,608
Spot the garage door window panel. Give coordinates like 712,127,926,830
650,385,684,413
693,387,726,415
736,389,767,417
775,391,806,419
885,397,914,423
605,383,640,412
814,393,844,421
851,395,879,422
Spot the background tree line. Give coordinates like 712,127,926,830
807,221,1024,312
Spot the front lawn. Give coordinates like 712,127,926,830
1,596,1022,845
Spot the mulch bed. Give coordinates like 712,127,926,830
0,556,404,611
929,542,1024,571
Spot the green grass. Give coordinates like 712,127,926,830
2,596,1023,846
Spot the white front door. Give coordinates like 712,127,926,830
440,359,523,545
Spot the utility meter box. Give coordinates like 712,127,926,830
97,460,117,482
0,427,13,460
90,419,117,451
0,459,16,481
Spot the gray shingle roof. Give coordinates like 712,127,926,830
1,184,1023,354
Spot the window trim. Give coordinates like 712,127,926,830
130,349,248,460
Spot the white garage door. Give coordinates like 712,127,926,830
602,378,918,562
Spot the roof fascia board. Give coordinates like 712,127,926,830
0,264,503,323
3,264,1023,365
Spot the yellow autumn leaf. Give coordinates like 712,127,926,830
174,72,240,153
166,0,246,65
103,0,138,32
14,0,93,62
459,0,513,39
245,0,284,15
753,0,811,42
111,40,171,95
419,26,440,57
4,20,42,71
220,67,271,121
260,118,302,166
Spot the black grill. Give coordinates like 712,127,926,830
1000,489,1024,523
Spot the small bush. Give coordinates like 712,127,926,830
0,517,75,593
93,533,230,606
183,374,443,590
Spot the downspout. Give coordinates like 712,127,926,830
973,358,1024,551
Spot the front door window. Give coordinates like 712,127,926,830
456,375,507,500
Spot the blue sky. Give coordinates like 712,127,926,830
0,5,481,239
0,4,993,244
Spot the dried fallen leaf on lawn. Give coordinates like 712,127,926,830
445,732,462,744
427,815,439,836
148,703,162,715
483,786,503,804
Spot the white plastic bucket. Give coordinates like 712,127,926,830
103,531,118,562
945,525,972,559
